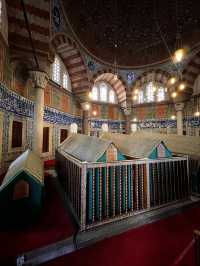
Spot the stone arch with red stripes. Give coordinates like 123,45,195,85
132,69,171,89
92,69,127,106
51,32,90,95
182,51,200,92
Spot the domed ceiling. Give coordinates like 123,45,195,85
63,0,200,68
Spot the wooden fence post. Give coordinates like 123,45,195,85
80,162,87,231
146,161,151,208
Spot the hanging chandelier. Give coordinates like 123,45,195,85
155,0,188,100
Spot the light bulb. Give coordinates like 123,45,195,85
133,95,138,101
92,110,97,116
171,92,177,98
169,77,176,85
171,115,176,120
133,117,137,122
179,83,185,91
152,84,157,92
88,92,92,99
194,111,200,117
134,89,139,95
174,48,185,63
85,103,90,110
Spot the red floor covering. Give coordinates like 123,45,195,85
0,175,74,261
43,204,200,266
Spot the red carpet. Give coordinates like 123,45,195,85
0,175,74,261
43,204,200,266
44,160,56,169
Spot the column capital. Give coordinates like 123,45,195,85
29,70,49,89
174,102,184,112
123,107,132,116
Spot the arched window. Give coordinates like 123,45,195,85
146,82,155,102
91,82,117,104
63,72,70,89
138,90,144,104
109,90,115,103
91,86,98,101
157,87,165,102
0,0,8,44
51,55,72,91
52,56,60,84
100,83,107,101
133,81,167,104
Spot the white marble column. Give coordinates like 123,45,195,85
123,108,132,134
81,102,90,135
175,102,184,136
29,70,48,155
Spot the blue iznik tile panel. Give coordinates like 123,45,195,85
137,117,200,129
184,117,200,127
0,83,82,127
137,119,177,129
0,83,34,118
89,118,125,131
44,106,82,127
0,83,83,171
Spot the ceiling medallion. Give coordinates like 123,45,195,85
127,72,135,84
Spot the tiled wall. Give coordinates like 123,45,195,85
0,83,82,174
132,101,200,136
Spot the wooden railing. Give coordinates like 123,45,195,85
56,150,190,231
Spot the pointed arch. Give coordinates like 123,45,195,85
131,69,171,104
132,69,170,89
92,69,127,105
182,51,200,91
50,32,90,95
